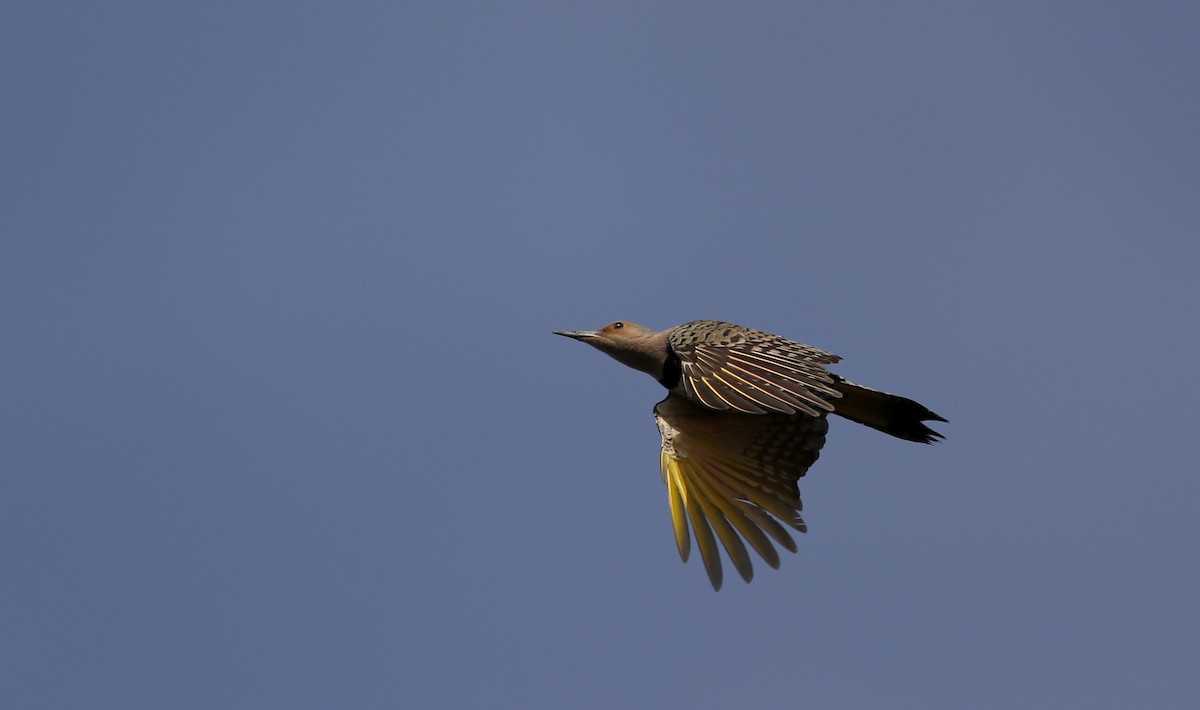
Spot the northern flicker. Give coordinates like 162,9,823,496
554,320,946,590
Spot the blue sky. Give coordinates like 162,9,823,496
3,2,1198,708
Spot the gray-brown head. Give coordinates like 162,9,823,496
553,321,671,381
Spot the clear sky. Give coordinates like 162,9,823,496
3,2,1198,708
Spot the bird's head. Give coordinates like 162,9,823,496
554,321,670,379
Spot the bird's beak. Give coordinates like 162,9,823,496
553,329,601,340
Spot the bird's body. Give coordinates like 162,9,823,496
555,320,946,590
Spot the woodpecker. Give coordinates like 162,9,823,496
554,320,946,590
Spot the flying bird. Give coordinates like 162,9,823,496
554,320,946,590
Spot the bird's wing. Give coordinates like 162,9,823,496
668,321,843,416
654,394,827,590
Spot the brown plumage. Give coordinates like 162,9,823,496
554,320,946,590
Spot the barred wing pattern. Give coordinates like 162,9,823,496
668,320,844,416
654,394,828,590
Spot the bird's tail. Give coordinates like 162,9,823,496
830,377,946,444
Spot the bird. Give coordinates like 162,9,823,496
553,319,946,590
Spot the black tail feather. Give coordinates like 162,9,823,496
829,377,946,444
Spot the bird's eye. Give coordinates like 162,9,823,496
612,321,624,329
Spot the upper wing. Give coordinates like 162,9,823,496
654,394,828,590
668,320,843,416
